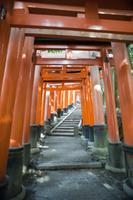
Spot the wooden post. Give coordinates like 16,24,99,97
29,65,41,148
44,90,50,122
0,27,24,186
90,66,104,125
35,77,44,125
81,79,91,141
57,90,62,117
0,1,11,95
112,42,133,195
40,84,46,126
30,65,41,124
54,90,57,113
102,49,125,172
90,66,107,148
10,37,34,148
22,56,35,145
85,76,95,141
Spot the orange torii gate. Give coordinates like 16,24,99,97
1,1,133,199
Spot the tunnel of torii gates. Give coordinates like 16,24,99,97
1,0,133,199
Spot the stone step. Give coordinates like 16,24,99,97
55,129,74,132
62,122,79,124
36,162,103,170
60,125,78,127
59,126,75,129
51,133,74,136
64,120,80,121
59,124,77,126
57,127,74,129
53,130,74,133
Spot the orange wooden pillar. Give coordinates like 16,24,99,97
54,90,57,113
30,65,41,124
40,84,46,126
49,89,57,122
29,65,41,148
102,49,125,172
47,92,51,122
112,42,133,195
74,90,78,105
72,90,76,105
68,90,73,109
22,50,35,168
57,90,62,117
23,54,35,145
60,89,64,115
62,90,66,111
0,1,11,96
64,90,69,112
68,90,71,108
69,90,72,105
85,0,98,143
35,78,43,125
85,76,95,142
10,37,34,148
80,86,85,126
44,90,50,122
88,77,95,128
90,66,107,148
50,90,55,113
57,90,61,109
35,79,46,142
49,90,55,122
7,37,34,198
0,28,24,196
81,79,91,141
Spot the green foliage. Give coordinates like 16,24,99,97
48,50,63,54
128,44,133,69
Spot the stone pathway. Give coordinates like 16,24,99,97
23,106,129,200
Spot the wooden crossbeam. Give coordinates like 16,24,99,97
41,72,87,81
34,44,111,51
10,11,133,35
47,85,81,91
26,28,133,42
43,80,82,83
98,8,133,17
25,2,84,13
36,57,103,66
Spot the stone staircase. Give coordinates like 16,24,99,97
51,106,81,136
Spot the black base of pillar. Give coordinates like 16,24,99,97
89,126,94,142
39,125,44,135
51,113,57,122
83,125,90,139
106,142,125,173
61,110,64,116
83,125,94,142
7,147,25,199
123,144,133,197
30,124,40,148
23,143,31,168
94,124,107,148
123,179,133,198
63,108,68,113
57,108,62,118
51,113,54,122
0,176,8,200
48,119,51,124
68,104,74,110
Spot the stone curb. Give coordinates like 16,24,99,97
36,162,103,170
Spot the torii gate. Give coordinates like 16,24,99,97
1,0,133,198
